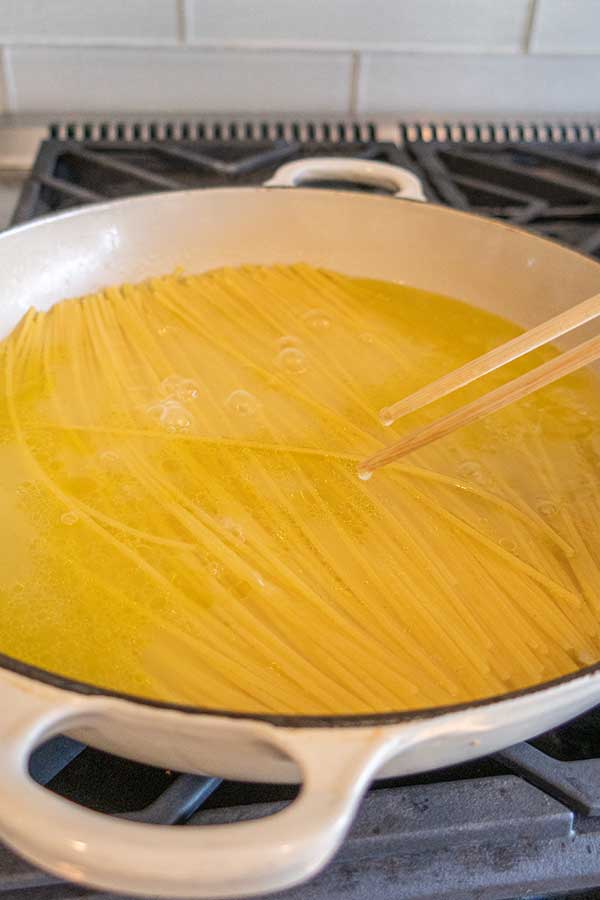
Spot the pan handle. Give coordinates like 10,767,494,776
0,674,419,899
264,156,427,201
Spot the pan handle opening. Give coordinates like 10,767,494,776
0,673,416,899
264,157,427,202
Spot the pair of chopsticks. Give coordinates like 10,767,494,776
358,291,600,477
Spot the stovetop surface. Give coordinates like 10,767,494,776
5,119,600,900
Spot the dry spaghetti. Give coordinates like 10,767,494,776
0,263,599,713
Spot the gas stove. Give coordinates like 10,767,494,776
4,117,600,900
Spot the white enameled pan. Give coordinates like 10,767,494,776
0,158,600,898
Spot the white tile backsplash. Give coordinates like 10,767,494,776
188,0,530,52
9,45,353,113
0,0,599,117
531,0,600,53
358,52,600,116
0,0,180,45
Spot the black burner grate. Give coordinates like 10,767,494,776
408,141,600,257
6,119,600,900
13,121,600,263
11,134,417,226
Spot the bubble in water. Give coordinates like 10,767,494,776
575,405,590,418
276,347,307,374
537,499,558,517
359,332,376,344
100,449,120,466
226,389,259,417
16,480,33,496
146,400,194,433
160,375,182,397
160,375,199,402
61,510,79,526
302,308,331,331
146,403,164,420
162,402,193,432
219,517,245,542
156,324,177,337
357,468,373,482
209,561,224,579
176,379,199,402
122,482,143,499
277,335,302,350
458,460,482,479
379,407,394,427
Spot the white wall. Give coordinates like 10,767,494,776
0,0,598,117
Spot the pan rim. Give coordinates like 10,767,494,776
0,650,599,728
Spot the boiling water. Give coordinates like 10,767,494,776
1,263,600,714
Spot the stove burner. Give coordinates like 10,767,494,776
6,118,600,900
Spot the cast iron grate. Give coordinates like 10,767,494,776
13,120,600,261
6,119,600,900
7,722,600,900
408,140,600,257
11,135,416,225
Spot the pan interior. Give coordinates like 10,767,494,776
1,260,600,716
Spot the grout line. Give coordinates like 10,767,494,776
174,39,520,54
522,0,539,53
348,51,361,115
179,0,192,44
0,37,183,49
0,38,535,54
0,47,7,112
1,46,17,112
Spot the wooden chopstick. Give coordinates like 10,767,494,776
379,291,600,427
359,331,600,476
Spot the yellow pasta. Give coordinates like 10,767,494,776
1,263,600,714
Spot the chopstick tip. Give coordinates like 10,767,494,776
379,406,394,427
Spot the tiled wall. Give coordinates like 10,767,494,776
0,0,599,118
